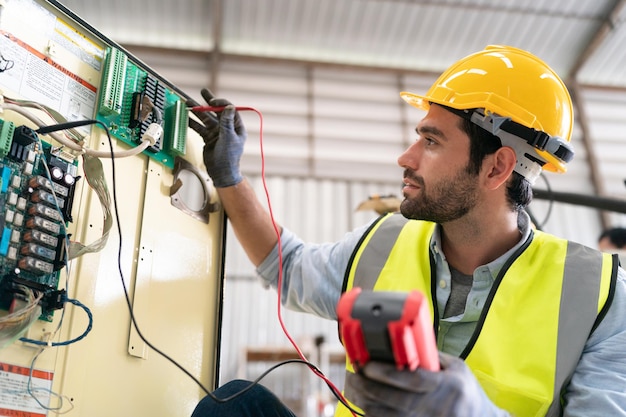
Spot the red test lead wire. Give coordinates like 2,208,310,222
191,104,358,416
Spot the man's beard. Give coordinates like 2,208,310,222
400,166,480,224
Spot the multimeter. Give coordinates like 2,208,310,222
337,287,440,372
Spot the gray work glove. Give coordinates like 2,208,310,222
188,88,246,188
347,353,509,417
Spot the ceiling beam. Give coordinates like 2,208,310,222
210,0,224,93
568,0,626,78
370,0,604,20
568,81,611,229
565,0,626,229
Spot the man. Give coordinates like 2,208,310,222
599,227,626,251
188,46,626,417
598,227,626,265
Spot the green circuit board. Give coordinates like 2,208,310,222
0,120,79,321
96,47,189,169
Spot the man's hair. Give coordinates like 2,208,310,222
598,227,626,249
460,118,533,211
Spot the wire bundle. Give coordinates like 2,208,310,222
0,285,43,349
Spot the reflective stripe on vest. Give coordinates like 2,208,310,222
343,213,436,300
336,213,616,417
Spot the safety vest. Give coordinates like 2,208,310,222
336,213,617,417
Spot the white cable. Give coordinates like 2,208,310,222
1,103,84,151
84,139,152,158
0,103,159,158
0,287,43,349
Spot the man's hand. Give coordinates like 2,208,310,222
347,353,509,417
188,88,246,188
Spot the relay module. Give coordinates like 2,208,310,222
0,120,78,322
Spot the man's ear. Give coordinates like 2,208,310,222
483,146,517,190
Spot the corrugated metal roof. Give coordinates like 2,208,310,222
57,0,626,86
50,0,626,230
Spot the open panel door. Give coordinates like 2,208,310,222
0,1,224,416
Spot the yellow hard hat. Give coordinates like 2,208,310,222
401,45,574,177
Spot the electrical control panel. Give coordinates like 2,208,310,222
0,1,224,416
0,121,78,324
0,0,192,329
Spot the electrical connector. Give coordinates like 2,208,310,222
3,275,66,311
141,123,163,146
41,288,66,311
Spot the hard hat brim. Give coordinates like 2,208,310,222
400,92,431,111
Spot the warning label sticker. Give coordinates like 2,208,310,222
0,30,97,126
0,362,53,417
